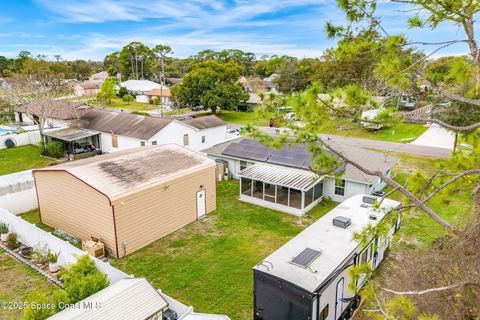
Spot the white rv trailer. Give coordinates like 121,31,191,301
253,194,401,320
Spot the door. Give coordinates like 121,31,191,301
196,190,206,218
335,278,345,319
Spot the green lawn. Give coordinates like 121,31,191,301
0,145,53,175
318,119,428,143
0,249,57,319
112,180,336,320
89,97,160,112
20,209,55,233
216,110,273,126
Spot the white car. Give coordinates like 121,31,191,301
226,128,240,135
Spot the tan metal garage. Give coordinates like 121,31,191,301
33,144,216,258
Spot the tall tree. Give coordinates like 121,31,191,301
171,60,248,114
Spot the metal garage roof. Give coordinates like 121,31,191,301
34,144,214,202
49,278,167,320
238,163,320,191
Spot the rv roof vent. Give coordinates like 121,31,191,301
333,216,351,229
291,248,321,268
369,214,378,220
362,196,376,205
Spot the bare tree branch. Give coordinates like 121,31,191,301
383,282,475,295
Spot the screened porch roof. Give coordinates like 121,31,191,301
239,163,321,191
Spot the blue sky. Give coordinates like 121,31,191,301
0,0,469,61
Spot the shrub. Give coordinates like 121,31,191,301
122,94,134,104
23,290,69,320
45,141,64,158
6,232,18,249
60,255,109,303
38,140,46,154
117,86,128,98
132,111,149,116
0,222,8,234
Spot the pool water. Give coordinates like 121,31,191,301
0,128,16,135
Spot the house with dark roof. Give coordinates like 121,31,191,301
203,138,397,215
14,101,91,128
69,109,228,153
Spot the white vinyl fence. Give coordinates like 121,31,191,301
0,170,38,214
0,208,132,284
0,130,42,149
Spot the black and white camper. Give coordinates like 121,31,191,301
253,194,401,320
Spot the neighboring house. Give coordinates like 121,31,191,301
253,194,401,320
89,71,109,81
33,144,216,258
166,77,182,86
65,80,103,96
203,138,397,215
76,109,228,153
14,101,91,128
118,80,164,103
145,87,172,107
49,278,168,320
238,93,262,112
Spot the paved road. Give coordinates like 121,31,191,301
227,123,452,158
411,124,455,150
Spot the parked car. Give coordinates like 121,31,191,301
226,128,240,135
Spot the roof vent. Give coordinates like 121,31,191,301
362,196,376,204
333,216,351,229
291,248,321,268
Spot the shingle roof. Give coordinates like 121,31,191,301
78,109,173,140
203,138,397,184
15,101,91,120
145,87,171,97
48,278,167,320
182,115,226,130
79,80,103,90
34,144,214,202
43,127,99,142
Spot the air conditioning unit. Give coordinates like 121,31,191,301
82,239,105,258
333,216,351,229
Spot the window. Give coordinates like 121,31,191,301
335,179,345,196
319,304,329,320
360,246,370,264
111,135,118,148
385,169,391,177
201,135,206,143
140,141,145,147
152,140,157,145
240,160,248,171
183,134,189,146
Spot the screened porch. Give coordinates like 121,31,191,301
238,163,324,216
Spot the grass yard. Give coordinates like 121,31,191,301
19,209,54,233
216,110,273,126
0,249,57,319
318,119,428,143
0,145,53,176
112,180,336,320
89,97,160,113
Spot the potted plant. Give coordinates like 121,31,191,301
0,223,9,242
31,246,49,266
48,250,61,273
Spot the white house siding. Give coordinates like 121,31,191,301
100,122,228,153
323,178,369,203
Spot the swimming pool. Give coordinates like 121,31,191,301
0,128,17,136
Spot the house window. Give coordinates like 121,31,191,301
319,304,329,320
183,134,189,146
201,136,206,143
111,135,118,148
240,160,249,171
152,140,157,145
360,246,370,264
140,141,145,147
335,179,345,196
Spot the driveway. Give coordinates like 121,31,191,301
227,123,452,158
411,124,455,150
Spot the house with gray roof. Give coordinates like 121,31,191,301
203,138,397,215
59,109,229,154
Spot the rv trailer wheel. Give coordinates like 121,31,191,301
352,295,361,309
